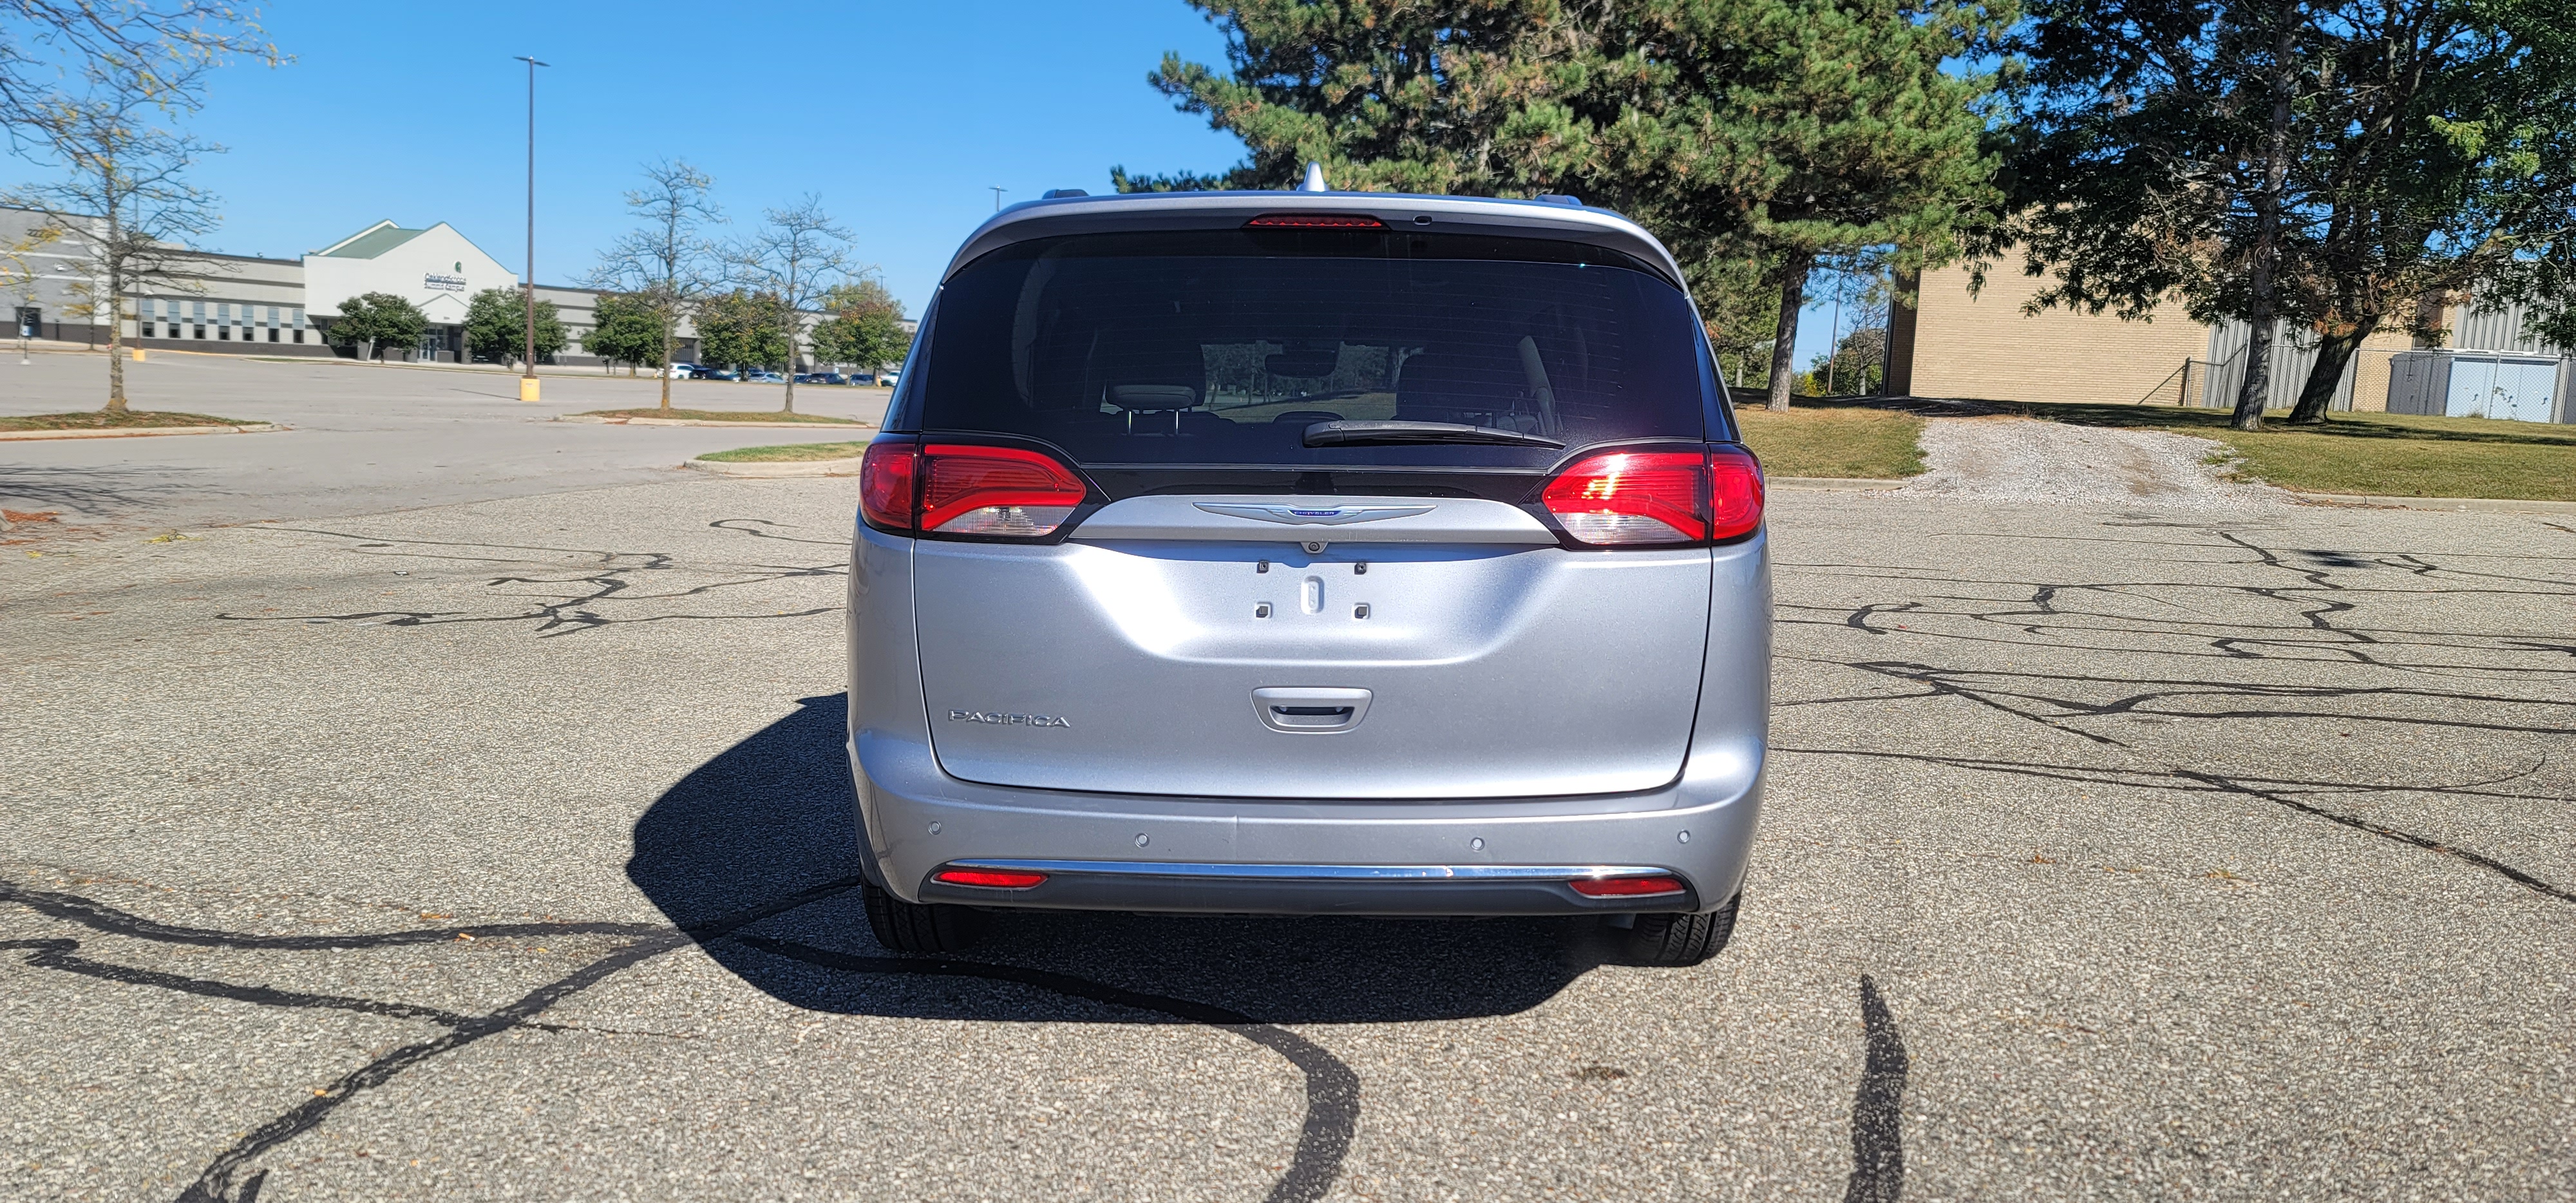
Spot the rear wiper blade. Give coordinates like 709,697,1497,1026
1303,420,1564,449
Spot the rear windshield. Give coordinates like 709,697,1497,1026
898,230,1713,468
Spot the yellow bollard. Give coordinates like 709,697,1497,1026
518,376,540,403
130,347,146,362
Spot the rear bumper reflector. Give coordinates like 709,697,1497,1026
931,868,1050,889
1567,875,1688,897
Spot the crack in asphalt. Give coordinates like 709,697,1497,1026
213,522,849,636
0,875,1364,1203
11,502,2568,1200
735,935,1360,1203
1842,975,1909,1203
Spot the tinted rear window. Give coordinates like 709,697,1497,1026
902,230,1712,468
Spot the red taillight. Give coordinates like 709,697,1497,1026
1708,444,1765,540
859,440,918,532
1540,446,1763,545
1244,213,1386,229
1569,875,1687,897
1543,450,1708,544
933,868,1048,889
919,443,1087,536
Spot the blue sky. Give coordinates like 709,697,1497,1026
1,0,1850,362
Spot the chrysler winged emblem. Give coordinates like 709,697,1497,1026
1194,502,1434,526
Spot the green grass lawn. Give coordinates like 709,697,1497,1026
580,408,868,424
1,410,258,431
696,441,871,463
1731,399,1928,478
2003,401,2576,500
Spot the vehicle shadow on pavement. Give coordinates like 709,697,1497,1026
628,694,1604,1025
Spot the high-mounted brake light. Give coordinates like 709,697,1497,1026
1540,446,1763,545
1244,213,1386,229
1569,875,1687,898
934,868,1049,889
920,443,1086,536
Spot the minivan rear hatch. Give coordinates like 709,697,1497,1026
896,226,1724,800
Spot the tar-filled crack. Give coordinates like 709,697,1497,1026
1772,518,2576,907
1843,975,1909,1203
735,935,1359,1203
1775,517,2573,912
1772,744,2575,904
0,875,1359,1203
214,524,848,637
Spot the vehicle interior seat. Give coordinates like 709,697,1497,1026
1395,347,1542,432
1099,332,1220,435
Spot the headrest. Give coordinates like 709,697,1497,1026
1109,383,1200,411
1397,350,1519,410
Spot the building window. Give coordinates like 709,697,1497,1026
192,300,206,339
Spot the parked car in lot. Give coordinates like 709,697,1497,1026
798,372,849,386
871,370,898,388
743,370,787,383
846,187,1768,965
664,363,702,379
694,366,735,381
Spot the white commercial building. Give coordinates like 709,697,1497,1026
3,207,911,370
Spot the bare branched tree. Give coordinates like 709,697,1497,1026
0,1,276,141
732,194,848,414
5,64,227,411
586,160,723,414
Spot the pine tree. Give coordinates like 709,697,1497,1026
1128,1,2012,410
1119,1,1575,194
1586,0,2011,410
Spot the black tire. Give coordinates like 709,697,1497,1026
1622,891,1740,967
862,882,985,953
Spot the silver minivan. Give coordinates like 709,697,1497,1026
844,189,1768,965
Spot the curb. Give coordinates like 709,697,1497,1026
0,423,282,442
685,456,867,478
1770,476,1912,490
1766,475,2575,513
2287,491,2576,515
560,415,875,430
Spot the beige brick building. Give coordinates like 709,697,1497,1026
1886,260,2559,418
1892,262,2212,406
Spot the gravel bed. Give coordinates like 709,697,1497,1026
1898,415,2287,508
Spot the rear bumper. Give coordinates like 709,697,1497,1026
849,734,1761,916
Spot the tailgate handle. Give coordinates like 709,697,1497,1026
1253,687,1372,734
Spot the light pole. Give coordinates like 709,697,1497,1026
990,185,1005,211
515,55,548,402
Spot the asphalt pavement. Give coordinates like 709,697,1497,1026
1,423,2571,1200
1,349,889,533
